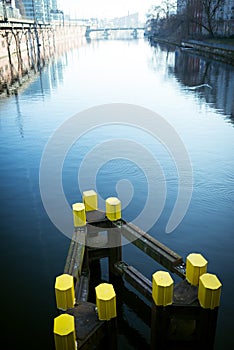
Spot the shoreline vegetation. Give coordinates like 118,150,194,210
145,0,234,65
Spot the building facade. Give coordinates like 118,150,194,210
177,0,234,36
216,0,234,35
217,0,234,20
1,0,66,23
21,0,55,22
0,0,21,18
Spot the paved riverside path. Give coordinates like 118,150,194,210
186,39,234,51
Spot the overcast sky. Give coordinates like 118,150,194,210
58,0,160,19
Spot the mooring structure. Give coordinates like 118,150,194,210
53,190,222,350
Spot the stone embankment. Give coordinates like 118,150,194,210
181,40,234,66
0,23,86,97
149,37,234,66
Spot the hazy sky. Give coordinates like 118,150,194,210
58,0,159,19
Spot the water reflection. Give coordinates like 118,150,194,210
14,92,24,138
175,51,234,119
149,42,234,123
1,38,234,349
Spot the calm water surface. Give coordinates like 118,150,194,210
0,37,234,349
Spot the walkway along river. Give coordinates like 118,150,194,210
0,35,234,349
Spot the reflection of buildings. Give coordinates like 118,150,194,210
173,49,234,119
19,53,67,97
149,42,234,120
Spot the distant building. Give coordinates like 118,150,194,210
0,0,21,18
217,0,234,20
216,0,234,35
21,0,53,22
100,13,139,29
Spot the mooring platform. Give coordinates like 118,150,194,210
53,193,222,350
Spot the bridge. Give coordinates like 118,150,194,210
85,26,145,38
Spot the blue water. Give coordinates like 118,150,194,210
0,38,234,349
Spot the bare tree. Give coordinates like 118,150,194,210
181,0,225,37
146,5,163,20
146,0,184,38
147,1,178,19
146,0,225,39
160,0,178,19
200,0,224,37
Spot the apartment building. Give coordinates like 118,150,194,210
21,0,54,22
177,0,234,35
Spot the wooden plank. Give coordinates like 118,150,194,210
75,274,89,302
86,210,107,224
127,221,181,261
66,302,105,349
118,221,183,272
173,279,198,305
64,229,86,281
115,263,152,301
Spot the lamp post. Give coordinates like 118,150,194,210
58,10,64,26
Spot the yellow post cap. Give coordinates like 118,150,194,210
54,314,76,350
72,202,86,227
83,190,98,212
198,273,222,309
55,274,75,310
95,283,117,320
152,271,174,306
106,197,121,221
54,313,75,336
186,253,208,286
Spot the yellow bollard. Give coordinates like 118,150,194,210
105,197,121,221
152,271,174,306
186,253,208,286
82,190,98,211
95,283,117,320
198,273,222,309
72,203,86,227
54,313,76,350
55,274,75,310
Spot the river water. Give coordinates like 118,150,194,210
0,35,234,349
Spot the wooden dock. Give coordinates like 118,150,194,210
54,207,221,350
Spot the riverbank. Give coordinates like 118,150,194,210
0,23,86,97
149,37,234,66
